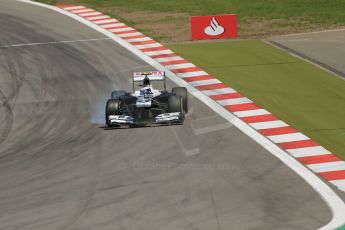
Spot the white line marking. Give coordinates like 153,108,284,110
62,6,85,11
217,97,252,106
287,146,330,158
93,19,118,25
154,56,184,62
193,122,232,135
144,49,173,56
106,27,133,32
202,88,236,96
125,37,152,42
101,23,133,33
135,43,162,49
308,161,345,173
117,32,143,38
79,12,102,17
250,120,289,130
165,63,196,70
0,38,111,48
19,1,345,228
189,79,221,87
170,126,200,157
101,23,123,29
177,71,208,78
268,133,309,143
71,9,94,14
106,23,127,30
234,109,271,118
86,15,109,21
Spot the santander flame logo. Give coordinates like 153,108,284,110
204,17,225,36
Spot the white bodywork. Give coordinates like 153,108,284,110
109,112,183,124
108,71,183,124
155,112,182,123
135,97,151,108
133,87,161,97
133,86,161,108
133,71,165,81
109,115,134,124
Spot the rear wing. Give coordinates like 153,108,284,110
132,71,166,91
133,71,165,81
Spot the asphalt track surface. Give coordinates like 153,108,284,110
0,1,333,229
270,30,345,79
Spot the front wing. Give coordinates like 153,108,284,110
108,112,184,126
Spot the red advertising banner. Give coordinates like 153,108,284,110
191,14,238,40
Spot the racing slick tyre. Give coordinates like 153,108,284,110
105,99,121,127
111,90,127,99
167,95,182,113
172,87,188,113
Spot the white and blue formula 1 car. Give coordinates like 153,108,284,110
105,71,188,127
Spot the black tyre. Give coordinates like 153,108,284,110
105,99,120,126
168,95,182,113
172,87,188,113
111,90,127,99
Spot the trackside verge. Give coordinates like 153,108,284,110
19,1,345,229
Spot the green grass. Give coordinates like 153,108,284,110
39,0,345,22
168,40,345,159
38,0,345,38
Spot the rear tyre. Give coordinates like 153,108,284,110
172,87,188,113
167,95,182,113
105,99,121,127
111,90,127,99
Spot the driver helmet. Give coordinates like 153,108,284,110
143,76,150,86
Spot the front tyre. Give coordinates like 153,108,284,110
105,99,121,127
172,87,188,113
168,95,182,113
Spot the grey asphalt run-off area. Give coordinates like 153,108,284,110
0,1,338,229
269,30,345,80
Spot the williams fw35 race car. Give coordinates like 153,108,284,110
105,71,188,127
